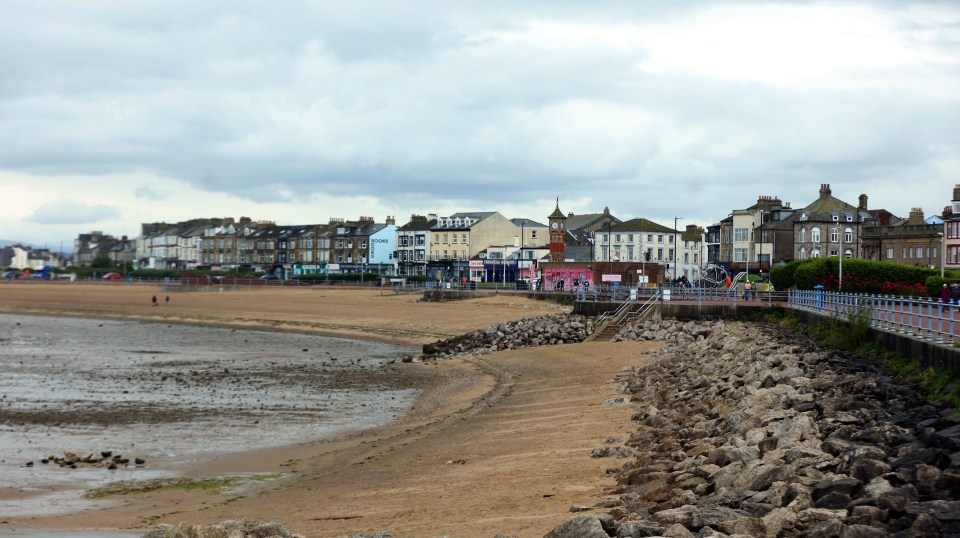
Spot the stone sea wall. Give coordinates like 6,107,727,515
549,318,960,537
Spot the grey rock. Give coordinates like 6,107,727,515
544,515,612,538
615,520,666,538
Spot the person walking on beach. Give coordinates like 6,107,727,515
151,295,158,306
165,295,170,306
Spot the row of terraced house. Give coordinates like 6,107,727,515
69,183,960,283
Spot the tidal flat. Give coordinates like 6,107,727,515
0,313,415,517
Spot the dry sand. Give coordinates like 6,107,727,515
0,282,658,537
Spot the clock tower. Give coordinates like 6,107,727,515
548,199,567,262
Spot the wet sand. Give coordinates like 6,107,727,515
0,283,657,537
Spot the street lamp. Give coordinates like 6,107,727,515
607,221,613,277
940,232,946,278
673,217,681,280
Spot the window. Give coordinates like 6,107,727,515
734,228,748,242
694,253,699,264
658,235,664,243
830,249,838,257
452,234,457,244
684,253,689,263
917,247,924,258
832,215,839,221
800,228,806,243
844,228,852,243
443,250,448,259
669,235,674,243
416,235,425,246
462,233,467,243
669,248,674,260
831,228,839,243
903,247,909,258
887,248,894,259
949,221,960,239
628,234,634,242
443,233,448,244
845,249,853,258
434,234,440,243
657,248,663,260
811,227,821,242
647,234,653,242
734,248,747,262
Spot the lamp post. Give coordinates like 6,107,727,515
607,221,613,277
839,223,843,292
940,232,946,278
673,217,681,281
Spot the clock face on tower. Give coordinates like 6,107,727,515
551,222,558,230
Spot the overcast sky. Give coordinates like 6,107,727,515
1,1,958,250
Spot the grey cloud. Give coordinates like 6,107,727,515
1,1,957,230
28,202,121,225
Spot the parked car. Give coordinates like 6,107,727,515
2,271,19,280
102,272,123,280
259,274,278,280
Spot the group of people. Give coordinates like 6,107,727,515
151,295,171,306
940,283,960,305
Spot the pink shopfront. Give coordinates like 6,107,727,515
541,265,596,292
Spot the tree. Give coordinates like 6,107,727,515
90,252,112,269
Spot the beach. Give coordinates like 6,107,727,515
0,283,657,537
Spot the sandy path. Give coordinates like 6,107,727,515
0,283,655,537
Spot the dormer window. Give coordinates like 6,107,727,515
832,215,839,221
846,215,853,222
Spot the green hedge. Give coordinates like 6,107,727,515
770,257,946,296
769,260,804,291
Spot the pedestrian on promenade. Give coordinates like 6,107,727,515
951,283,960,306
744,281,752,301
941,283,951,305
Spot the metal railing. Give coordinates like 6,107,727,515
788,289,958,345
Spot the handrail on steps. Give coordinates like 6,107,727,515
620,290,662,326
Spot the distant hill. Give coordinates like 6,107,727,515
0,239,21,248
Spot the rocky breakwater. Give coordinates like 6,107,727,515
549,319,960,537
141,520,303,538
420,314,593,359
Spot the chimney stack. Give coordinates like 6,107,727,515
819,184,831,198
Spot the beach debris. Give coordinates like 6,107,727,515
40,449,145,469
446,458,468,465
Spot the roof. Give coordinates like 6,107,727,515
608,218,674,234
511,218,546,227
796,184,867,222
397,217,437,232
548,202,566,220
